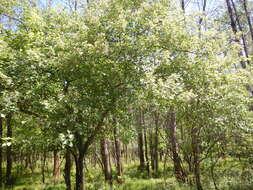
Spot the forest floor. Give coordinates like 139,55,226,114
2,161,253,190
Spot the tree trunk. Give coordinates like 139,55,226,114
41,151,46,184
141,110,150,175
192,127,203,190
226,0,238,34
210,157,219,190
124,144,128,163
242,0,253,45
74,0,77,11
100,138,112,185
47,0,52,9
63,81,72,190
166,109,186,183
153,112,159,174
0,117,3,187
181,0,185,12
72,108,108,190
144,126,150,176
6,113,13,186
149,129,154,172
114,127,123,182
53,151,61,180
198,0,207,37
231,0,250,64
74,154,85,190
64,149,72,190
137,109,145,170
226,0,246,68
198,0,207,25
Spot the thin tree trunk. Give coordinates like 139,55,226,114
153,112,159,174
64,149,72,190
166,109,186,183
226,0,246,68
141,110,150,175
149,128,154,172
144,127,150,176
124,144,128,164
100,139,112,185
192,127,203,190
29,154,35,176
231,0,250,64
198,0,207,36
210,156,220,190
6,113,13,186
0,117,3,187
74,153,85,190
114,127,123,183
137,109,145,170
74,0,77,11
41,151,46,184
181,0,185,12
63,80,72,190
226,0,238,33
198,0,207,25
53,151,61,180
242,0,253,45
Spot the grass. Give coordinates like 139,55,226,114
1,161,253,190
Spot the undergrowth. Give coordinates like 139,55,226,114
1,161,253,190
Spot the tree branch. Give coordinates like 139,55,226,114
1,13,29,32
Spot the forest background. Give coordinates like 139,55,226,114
0,0,253,190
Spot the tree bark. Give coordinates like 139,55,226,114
242,0,253,45
141,110,150,175
226,0,246,68
144,126,150,176
74,153,85,190
64,149,72,190
53,151,61,180
226,0,238,34
199,0,206,25
149,128,154,172
124,144,128,164
137,109,145,170
100,138,112,185
231,0,250,64
41,151,47,184
74,0,77,11
153,112,159,174
0,117,3,187
192,128,203,190
137,130,145,170
114,127,123,182
72,109,109,190
181,0,185,12
166,109,186,183
6,113,13,186
63,80,72,190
